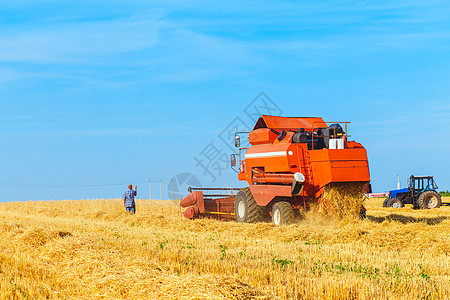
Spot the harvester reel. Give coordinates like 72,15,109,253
418,191,441,209
272,201,294,225
235,188,265,223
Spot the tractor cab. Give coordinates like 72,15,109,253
409,176,438,197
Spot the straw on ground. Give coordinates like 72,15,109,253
0,197,448,299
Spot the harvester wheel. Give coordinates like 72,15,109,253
418,191,441,209
235,188,265,223
388,198,404,209
272,201,294,225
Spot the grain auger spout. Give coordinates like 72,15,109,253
181,115,371,224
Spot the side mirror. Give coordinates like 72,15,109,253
234,135,240,148
230,154,236,167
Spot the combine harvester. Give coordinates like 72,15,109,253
181,115,371,224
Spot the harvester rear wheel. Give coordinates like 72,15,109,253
235,188,265,223
418,191,441,209
272,201,294,225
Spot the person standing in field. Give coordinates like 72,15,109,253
123,184,137,214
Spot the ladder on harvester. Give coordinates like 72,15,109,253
304,152,313,184
297,152,314,212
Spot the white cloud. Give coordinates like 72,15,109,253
0,18,161,63
1,0,449,86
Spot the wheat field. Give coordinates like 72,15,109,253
0,197,448,299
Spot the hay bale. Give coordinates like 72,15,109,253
323,182,365,219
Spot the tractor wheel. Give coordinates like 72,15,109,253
388,198,404,209
418,191,441,209
235,187,265,223
272,201,294,225
382,198,390,207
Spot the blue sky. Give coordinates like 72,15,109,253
0,1,449,201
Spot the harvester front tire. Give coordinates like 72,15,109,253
235,188,265,223
272,201,294,225
418,191,441,209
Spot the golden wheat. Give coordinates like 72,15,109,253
0,197,448,299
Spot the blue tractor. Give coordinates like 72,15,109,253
383,175,441,209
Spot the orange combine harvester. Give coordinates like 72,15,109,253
181,115,371,224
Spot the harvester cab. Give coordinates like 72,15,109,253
383,175,441,209
181,115,371,224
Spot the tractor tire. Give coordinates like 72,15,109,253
382,198,390,207
388,198,404,209
235,188,265,223
418,191,441,209
272,201,294,225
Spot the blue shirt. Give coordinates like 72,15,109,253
123,189,137,207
